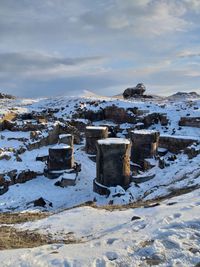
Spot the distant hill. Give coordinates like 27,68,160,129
0,92,16,99
167,91,200,101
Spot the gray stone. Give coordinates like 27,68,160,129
130,130,160,168
85,126,108,154
94,138,131,195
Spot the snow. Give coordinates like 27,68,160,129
51,144,71,149
86,126,108,130
131,129,159,135
0,188,200,266
0,94,200,266
98,138,130,145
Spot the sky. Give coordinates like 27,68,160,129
0,0,200,98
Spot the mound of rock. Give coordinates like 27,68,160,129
0,92,15,99
123,83,146,99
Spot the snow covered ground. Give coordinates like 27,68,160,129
1,188,200,266
0,93,199,266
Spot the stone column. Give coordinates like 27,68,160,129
85,126,108,154
130,130,160,167
94,138,131,195
48,145,74,171
59,134,74,147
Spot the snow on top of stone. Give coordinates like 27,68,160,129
98,138,130,145
131,129,159,135
160,134,200,140
59,134,72,138
86,126,107,130
51,144,71,149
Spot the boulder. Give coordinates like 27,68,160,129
123,83,146,99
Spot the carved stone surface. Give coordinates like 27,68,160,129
85,126,108,154
59,134,74,147
48,145,74,171
130,130,160,166
94,138,131,195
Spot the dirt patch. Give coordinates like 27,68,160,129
0,226,81,250
0,212,50,224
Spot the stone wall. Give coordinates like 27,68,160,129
159,135,198,153
179,117,200,128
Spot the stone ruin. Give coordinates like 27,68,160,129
93,138,131,195
179,117,200,128
130,130,160,169
123,83,146,99
47,145,74,173
44,134,80,186
85,126,108,154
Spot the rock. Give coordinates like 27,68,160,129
130,130,160,168
94,138,131,195
54,173,77,187
131,216,141,221
0,92,15,99
123,83,146,98
179,117,200,128
36,155,49,162
0,154,11,161
15,170,37,184
159,135,198,153
85,126,108,155
33,197,52,208
48,145,74,171
58,134,74,147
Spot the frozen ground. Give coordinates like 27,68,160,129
0,93,199,266
1,188,200,266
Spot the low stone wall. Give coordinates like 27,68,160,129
0,169,38,195
159,135,198,153
179,117,200,128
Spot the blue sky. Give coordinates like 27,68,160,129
0,0,200,97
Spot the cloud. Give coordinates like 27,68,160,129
0,52,105,79
0,0,200,97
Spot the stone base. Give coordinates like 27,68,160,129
55,173,77,187
93,178,110,195
131,173,155,184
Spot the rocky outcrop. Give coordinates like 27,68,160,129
123,83,146,99
0,92,15,99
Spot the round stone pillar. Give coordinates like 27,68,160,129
85,126,108,154
94,138,131,195
130,130,160,166
48,145,74,171
59,134,74,147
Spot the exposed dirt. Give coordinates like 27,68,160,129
0,212,50,224
0,226,82,250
